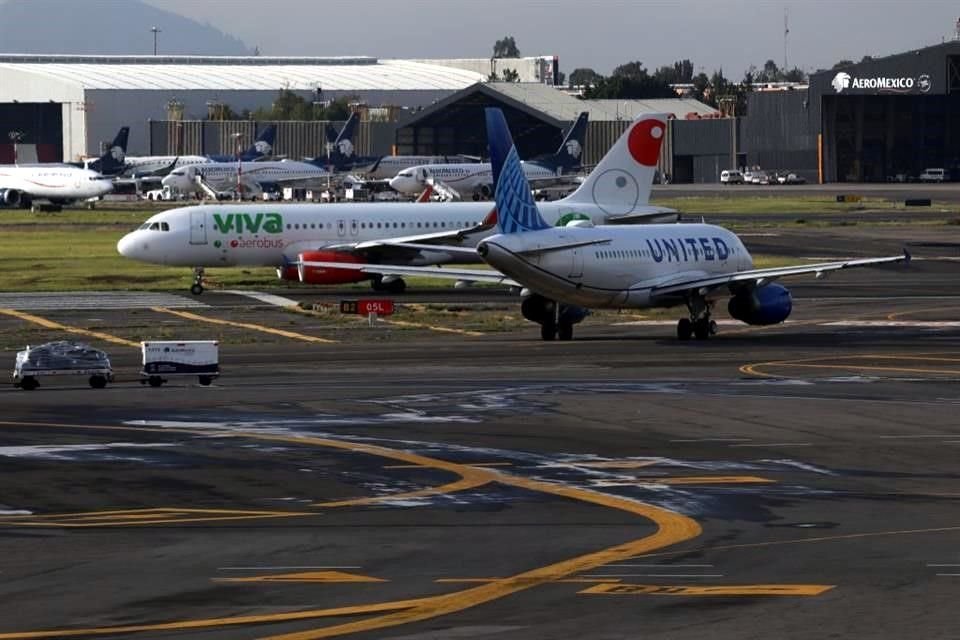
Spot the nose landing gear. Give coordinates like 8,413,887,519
190,267,205,295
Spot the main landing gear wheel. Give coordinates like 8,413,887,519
540,322,557,341
677,318,693,340
558,323,574,341
679,297,717,341
190,267,205,295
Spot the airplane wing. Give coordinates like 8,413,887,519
605,207,680,224
297,260,520,286
649,251,910,297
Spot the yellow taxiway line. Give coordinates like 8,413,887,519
380,318,485,337
0,309,140,348
151,307,337,343
581,583,834,596
740,353,960,378
0,418,702,640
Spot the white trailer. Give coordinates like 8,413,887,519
140,341,219,387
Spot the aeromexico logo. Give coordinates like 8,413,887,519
832,71,932,94
212,213,283,234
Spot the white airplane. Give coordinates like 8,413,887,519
116,112,676,295
388,112,589,200
308,108,910,341
0,165,113,211
161,159,332,199
120,125,277,180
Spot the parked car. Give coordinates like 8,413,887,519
777,173,807,185
720,170,744,184
750,172,771,185
919,168,946,183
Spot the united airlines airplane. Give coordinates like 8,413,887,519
309,108,909,341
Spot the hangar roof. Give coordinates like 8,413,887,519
0,55,485,91
404,82,717,127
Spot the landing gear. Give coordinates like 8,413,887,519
371,276,406,294
558,323,574,341
677,297,717,341
88,375,108,389
190,267,205,295
540,322,557,341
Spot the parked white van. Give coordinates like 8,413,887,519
720,170,744,184
919,168,946,182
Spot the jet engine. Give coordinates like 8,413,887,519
728,283,793,325
296,251,367,285
0,188,21,207
521,293,589,327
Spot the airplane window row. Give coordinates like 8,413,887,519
597,249,647,259
283,221,479,231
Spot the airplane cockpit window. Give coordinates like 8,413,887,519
139,223,150,230
149,222,160,231
160,222,170,231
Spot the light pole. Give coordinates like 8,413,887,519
232,132,244,199
8,130,23,165
150,26,161,56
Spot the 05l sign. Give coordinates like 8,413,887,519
340,299,395,316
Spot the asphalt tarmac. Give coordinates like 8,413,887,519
0,236,958,639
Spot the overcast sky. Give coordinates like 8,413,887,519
146,0,960,76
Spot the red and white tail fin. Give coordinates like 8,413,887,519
560,113,668,217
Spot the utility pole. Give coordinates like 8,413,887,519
151,26,161,56
783,8,789,72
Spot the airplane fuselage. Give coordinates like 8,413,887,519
389,161,560,195
162,161,331,194
0,166,113,203
117,201,651,268
478,223,754,309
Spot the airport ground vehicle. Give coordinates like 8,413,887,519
720,170,744,184
13,341,113,390
140,340,219,387
919,168,946,183
776,172,807,185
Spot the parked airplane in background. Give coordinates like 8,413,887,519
388,112,589,199
119,125,276,179
316,108,909,341
79,126,129,176
116,112,676,295
0,165,113,211
160,158,332,199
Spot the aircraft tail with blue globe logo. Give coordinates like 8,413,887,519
486,107,552,235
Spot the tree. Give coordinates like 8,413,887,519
782,67,807,82
585,61,675,100
611,60,648,80
569,67,601,87
832,59,855,70
252,89,355,121
501,68,520,82
493,36,520,58
653,59,695,85
761,59,780,83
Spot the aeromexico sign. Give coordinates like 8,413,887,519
831,71,932,94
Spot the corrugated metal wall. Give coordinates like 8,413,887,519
148,120,396,159
741,91,818,180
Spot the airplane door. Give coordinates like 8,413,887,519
337,219,346,237
189,209,207,245
569,247,584,279
350,219,359,236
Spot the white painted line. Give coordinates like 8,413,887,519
614,320,744,327
729,442,812,448
670,438,752,443
927,564,960,567
603,564,714,568
822,321,960,328
878,435,959,439
936,573,960,576
220,290,301,308
581,575,721,579
218,566,362,571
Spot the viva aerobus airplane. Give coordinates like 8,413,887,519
305,108,909,341
117,113,676,295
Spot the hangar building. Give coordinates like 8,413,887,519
0,54,489,161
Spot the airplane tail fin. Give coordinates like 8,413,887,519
89,126,129,175
486,108,551,234
239,124,275,161
560,113,667,215
324,112,362,170
530,111,588,173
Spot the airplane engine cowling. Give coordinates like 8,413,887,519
521,293,589,326
0,188,21,207
728,284,792,326
297,251,367,285
276,265,300,282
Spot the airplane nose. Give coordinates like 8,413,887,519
117,233,142,259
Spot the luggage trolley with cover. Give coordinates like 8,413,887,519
140,341,219,387
13,341,113,390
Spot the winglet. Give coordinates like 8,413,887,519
485,108,551,234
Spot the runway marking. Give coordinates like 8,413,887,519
0,507,311,528
0,418,702,640
740,353,960,378
728,443,813,448
575,460,660,469
151,307,337,344
219,566,363,571
214,571,385,584
435,578,622,584
380,318,485,337
383,462,513,469
580,574,724,578
639,476,775,484
824,321,960,328
0,309,140,348
580,583,835,597
886,305,960,321
602,564,714,568
220,290,301,308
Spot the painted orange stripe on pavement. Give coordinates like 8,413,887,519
0,309,139,348
581,583,835,596
152,307,337,343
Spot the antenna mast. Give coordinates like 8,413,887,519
783,8,790,72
